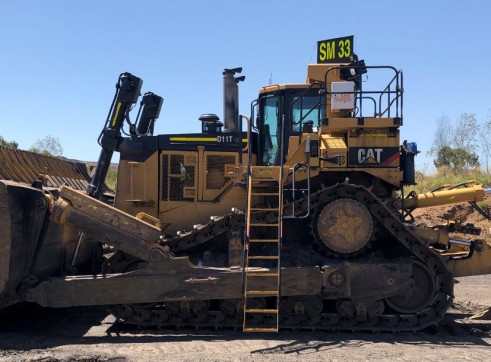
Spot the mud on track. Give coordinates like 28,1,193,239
0,275,490,361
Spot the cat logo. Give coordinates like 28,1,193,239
358,148,383,164
348,147,400,167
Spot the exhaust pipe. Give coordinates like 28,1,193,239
223,67,245,133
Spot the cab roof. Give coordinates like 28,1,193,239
259,83,319,94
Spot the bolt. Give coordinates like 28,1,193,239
36,197,46,208
328,270,345,287
23,291,32,301
474,240,484,252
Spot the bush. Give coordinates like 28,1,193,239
409,168,491,194
0,135,18,149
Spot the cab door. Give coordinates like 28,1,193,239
258,95,282,166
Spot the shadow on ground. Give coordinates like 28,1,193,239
0,305,490,354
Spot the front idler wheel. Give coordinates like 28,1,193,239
385,262,436,314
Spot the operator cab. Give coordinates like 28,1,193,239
255,84,324,166
253,35,405,175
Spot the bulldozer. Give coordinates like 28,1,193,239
1,35,491,333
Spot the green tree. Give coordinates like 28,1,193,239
429,114,480,173
433,145,479,171
453,113,479,154
29,135,63,156
0,135,19,149
429,115,452,156
479,118,491,173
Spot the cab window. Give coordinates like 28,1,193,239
260,96,280,165
291,95,323,133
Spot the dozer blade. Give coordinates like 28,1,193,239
0,180,49,309
0,146,94,191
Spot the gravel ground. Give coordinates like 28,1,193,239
0,275,490,362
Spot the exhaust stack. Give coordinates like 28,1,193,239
223,67,245,133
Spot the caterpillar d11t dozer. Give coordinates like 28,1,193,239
1,36,491,333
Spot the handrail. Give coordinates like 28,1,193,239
283,161,311,219
323,65,403,120
377,69,403,118
356,96,377,117
280,114,286,167
240,115,251,154
250,98,259,133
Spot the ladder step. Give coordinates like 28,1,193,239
244,308,278,314
243,327,279,333
247,256,279,260
245,167,282,334
249,239,279,243
245,290,279,296
250,207,280,211
246,272,278,277
249,223,279,227
252,181,279,184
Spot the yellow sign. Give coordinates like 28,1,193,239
317,36,354,63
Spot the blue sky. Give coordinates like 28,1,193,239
1,1,490,170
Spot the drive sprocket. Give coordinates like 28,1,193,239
313,198,374,256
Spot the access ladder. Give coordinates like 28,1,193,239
243,165,284,332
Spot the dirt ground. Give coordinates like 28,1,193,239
0,275,491,362
1,201,491,361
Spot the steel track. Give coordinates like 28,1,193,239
106,182,454,332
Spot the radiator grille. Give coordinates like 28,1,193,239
161,153,196,201
205,154,236,190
